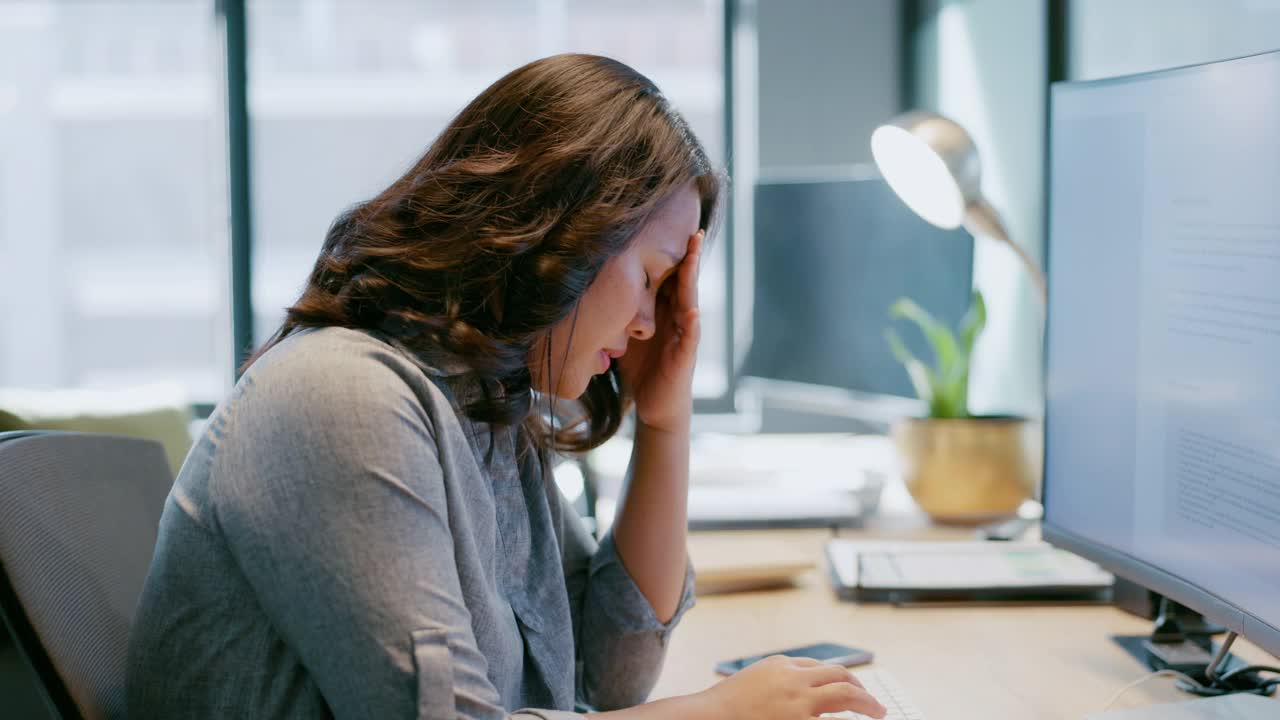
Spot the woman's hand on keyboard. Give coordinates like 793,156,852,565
699,655,887,719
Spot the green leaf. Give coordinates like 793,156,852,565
952,290,987,417
936,367,968,418
888,298,961,384
885,328,939,409
885,293,987,419
959,289,987,359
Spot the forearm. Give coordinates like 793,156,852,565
585,690,717,720
611,419,690,622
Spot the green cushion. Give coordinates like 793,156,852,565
0,409,29,432
0,405,192,476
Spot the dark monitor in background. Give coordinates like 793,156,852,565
744,176,974,417
1043,49,1280,712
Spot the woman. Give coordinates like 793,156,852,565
126,54,885,720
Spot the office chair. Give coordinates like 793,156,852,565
0,431,173,720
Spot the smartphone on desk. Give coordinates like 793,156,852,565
714,642,874,676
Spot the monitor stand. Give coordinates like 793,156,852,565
1113,598,1274,698
1103,598,1277,717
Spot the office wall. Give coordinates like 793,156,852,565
755,0,901,173
906,0,1280,420
723,0,1049,421
914,0,1046,418
730,0,912,430
1070,0,1280,82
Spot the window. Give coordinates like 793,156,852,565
247,0,731,399
0,1,229,401
1,0,730,406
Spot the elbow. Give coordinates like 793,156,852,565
581,648,666,711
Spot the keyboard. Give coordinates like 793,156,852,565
823,667,926,720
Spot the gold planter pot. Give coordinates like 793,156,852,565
892,416,1040,525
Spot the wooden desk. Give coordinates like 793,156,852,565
654,509,1276,718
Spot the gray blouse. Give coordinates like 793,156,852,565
126,327,696,719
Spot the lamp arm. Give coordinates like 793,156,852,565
963,197,1048,306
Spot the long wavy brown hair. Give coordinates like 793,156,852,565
246,53,723,454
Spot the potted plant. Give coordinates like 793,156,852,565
884,290,1037,524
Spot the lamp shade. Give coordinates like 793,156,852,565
870,111,982,230
870,110,1047,305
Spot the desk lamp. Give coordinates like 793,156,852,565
870,110,1046,304
871,111,1045,529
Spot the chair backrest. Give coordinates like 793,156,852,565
0,431,173,720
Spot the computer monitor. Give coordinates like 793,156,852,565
743,175,973,428
1042,48,1280,689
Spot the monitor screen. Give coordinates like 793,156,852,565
1043,50,1280,657
745,177,973,399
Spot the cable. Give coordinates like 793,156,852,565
1215,664,1280,697
1102,664,1280,712
1216,664,1280,685
1100,669,1209,712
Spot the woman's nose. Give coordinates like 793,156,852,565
628,308,656,341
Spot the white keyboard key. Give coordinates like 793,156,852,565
822,667,927,720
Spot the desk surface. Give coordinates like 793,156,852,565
654,496,1277,719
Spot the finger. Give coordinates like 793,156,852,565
811,681,887,718
679,230,703,312
690,228,705,271
803,664,865,689
667,308,699,352
675,308,700,356
675,242,696,312
788,656,825,668
846,672,865,690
